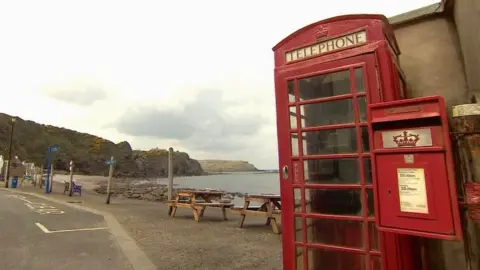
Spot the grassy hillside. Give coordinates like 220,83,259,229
198,159,258,173
0,113,203,177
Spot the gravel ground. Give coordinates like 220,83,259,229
111,203,283,270
16,181,283,270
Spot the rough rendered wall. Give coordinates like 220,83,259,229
394,16,469,110
454,0,480,102
394,16,470,270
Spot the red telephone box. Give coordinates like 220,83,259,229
368,96,463,240
273,14,413,270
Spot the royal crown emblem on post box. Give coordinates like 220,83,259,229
382,128,432,148
393,131,420,147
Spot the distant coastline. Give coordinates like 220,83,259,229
257,169,279,173
200,170,278,176
197,159,260,174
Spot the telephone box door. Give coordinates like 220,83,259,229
277,54,390,270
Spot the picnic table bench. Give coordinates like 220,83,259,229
63,181,82,196
167,189,234,222
231,193,282,233
20,175,33,187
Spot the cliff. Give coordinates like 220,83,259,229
0,113,203,177
198,160,258,173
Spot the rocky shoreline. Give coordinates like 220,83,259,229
91,180,246,202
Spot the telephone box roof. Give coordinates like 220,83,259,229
272,14,398,53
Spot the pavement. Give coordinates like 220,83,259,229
1,183,283,270
0,190,132,270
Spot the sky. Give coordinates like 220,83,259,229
0,0,440,169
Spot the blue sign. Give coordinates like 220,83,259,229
105,160,116,165
45,145,60,193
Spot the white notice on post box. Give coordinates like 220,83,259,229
397,168,429,214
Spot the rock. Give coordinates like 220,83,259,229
93,180,173,202
142,193,155,201
92,184,107,194
92,179,248,204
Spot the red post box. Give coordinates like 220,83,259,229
368,95,463,240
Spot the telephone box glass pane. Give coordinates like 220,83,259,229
306,218,364,248
358,97,367,122
288,80,295,102
361,127,370,152
369,222,380,251
295,217,303,242
291,133,299,156
304,159,359,184
363,158,373,184
305,188,362,216
300,99,354,127
294,188,302,212
289,106,297,129
302,128,357,155
296,246,305,270
366,189,375,216
299,70,351,100
355,67,365,93
307,248,366,270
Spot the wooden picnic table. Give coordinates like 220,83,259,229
167,189,234,222
231,194,282,234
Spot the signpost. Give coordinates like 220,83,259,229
168,147,173,201
49,164,54,193
45,145,59,194
68,160,74,196
105,156,115,204
167,147,174,215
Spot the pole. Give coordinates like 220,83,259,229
5,117,15,188
49,164,54,193
40,165,44,188
168,147,174,201
33,166,37,187
45,147,51,193
106,156,114,204
4,161,9,187
69,160,74,196
0,155,3,181
167,147,174,215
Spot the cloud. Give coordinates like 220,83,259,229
41,77,109,106
115,89,268,152
115,108,194,140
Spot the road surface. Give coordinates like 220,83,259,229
0,190,132,270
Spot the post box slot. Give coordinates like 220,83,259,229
369,98,442,123
371,117,441,131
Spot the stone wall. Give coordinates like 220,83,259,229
453,0,480,102
393,15,469,110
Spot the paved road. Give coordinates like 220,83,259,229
0,190,132,270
